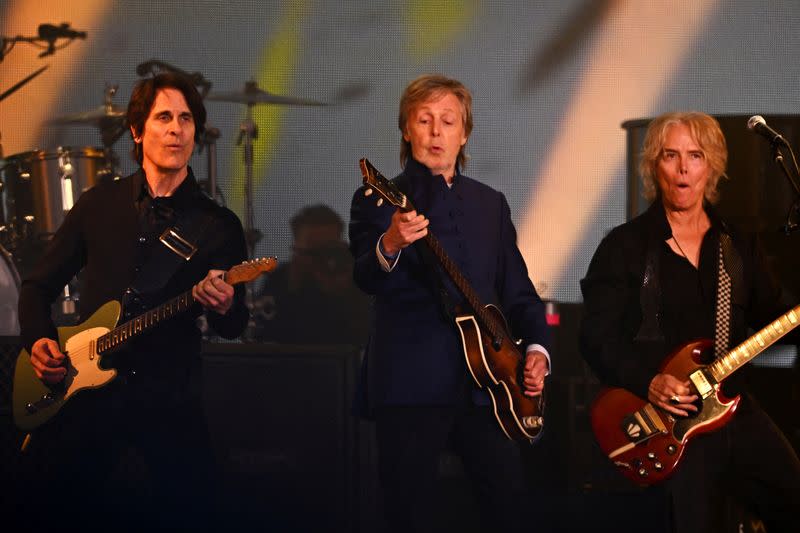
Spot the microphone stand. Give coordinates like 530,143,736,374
769,142,800,234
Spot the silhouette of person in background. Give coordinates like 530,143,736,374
252,204,370,345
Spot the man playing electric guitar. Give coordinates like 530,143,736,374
14,72,249,531
349,74,551,533
580,112,800,532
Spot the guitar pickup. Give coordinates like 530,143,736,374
689,369,714,397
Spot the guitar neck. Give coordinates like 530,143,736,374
95,287,200,355
708,305,800,382
421,229,504,342
359,158,505,341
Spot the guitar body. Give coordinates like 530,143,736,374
591,339,740,486
13,301,121,431
456,304,544,442
11,258,276,432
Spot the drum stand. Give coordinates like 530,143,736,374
236,105,263,341
237,103,263,259
201,126,220,202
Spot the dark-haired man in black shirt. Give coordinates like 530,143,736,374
16,72,248,531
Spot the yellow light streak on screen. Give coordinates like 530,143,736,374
404,0,476,59
227,0,309,215
517,0,719,297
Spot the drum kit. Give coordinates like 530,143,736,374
0,58,325,335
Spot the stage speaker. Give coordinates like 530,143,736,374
201,342,361,532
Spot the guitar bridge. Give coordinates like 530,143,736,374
522,416,543,429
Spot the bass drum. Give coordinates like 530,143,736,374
0,244,20,335
0,147,109,244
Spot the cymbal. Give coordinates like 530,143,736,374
47,104,127,147
206,81,325,106
48,104,127,126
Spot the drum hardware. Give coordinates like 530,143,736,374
198,126,221,202
58,150,76,210
0,243,21,335
47,84,127,149
1,147,108,247
136,58,211,98
59,282,78,318
205,80,326,258
0,65,49,104
46,84,125,184
205,80,326,342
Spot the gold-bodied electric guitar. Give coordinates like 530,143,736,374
13,257,277,431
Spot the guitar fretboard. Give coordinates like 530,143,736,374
423,232,505,343
96,290,197,354
709,305,800,382
359,158,507,344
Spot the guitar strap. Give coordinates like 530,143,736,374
122,199,215,317
714,231,743,357
635,231,664,343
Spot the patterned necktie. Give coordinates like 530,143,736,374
714,237,733,358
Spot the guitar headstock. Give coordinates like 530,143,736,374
226,257,278,285
359,158,409,210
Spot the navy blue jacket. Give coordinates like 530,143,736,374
349,159,550,408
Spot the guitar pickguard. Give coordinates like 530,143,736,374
62,326,117,399
672,392,737,442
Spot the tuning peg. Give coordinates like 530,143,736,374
376,198,383,207
364,188,373,197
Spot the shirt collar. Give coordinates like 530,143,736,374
134,166,200,209
646,199,725,240
402,157,463,189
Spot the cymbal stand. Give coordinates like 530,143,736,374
769,141,800,234
98,83,123,181
236,103,262,258
235,104,264,342
201,126,220,201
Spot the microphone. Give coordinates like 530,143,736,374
135,59,211,95
37,23,87,40
135,59,189,77
37,23,86,57
747,115,789,147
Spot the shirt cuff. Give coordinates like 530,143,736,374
376,233,401,272
526,344,551,376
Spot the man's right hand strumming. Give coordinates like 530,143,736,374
30,338,67,384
